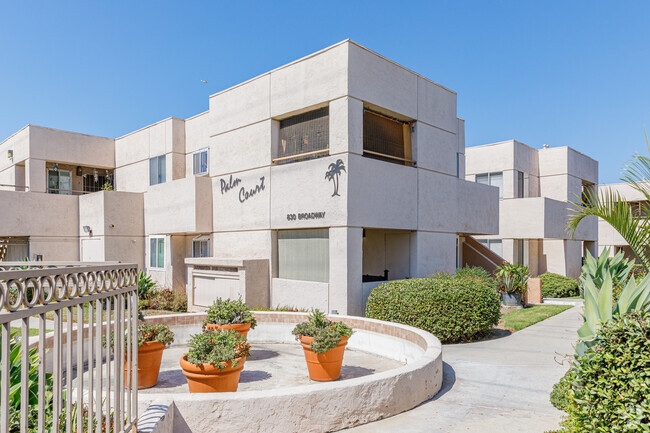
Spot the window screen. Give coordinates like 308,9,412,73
193,149,208,175
363,110,412,165
278,229,329,283
277,107,329,165
150,237,164,268
150,155,166,185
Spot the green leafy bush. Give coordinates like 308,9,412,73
104,323,175,349
539,273,579,298
186,329,251,370
292,309,353,354
137,271,156,299
365,275,501,343
566,311,650,431
141,288,187,312
203,297,257,329
549,368,575,412
454,266,495,289
494,262,529,294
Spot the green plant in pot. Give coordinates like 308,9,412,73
180,329,251,393
105,323,174,389
495,262,529,306
292,309,353,381
203,297,257,338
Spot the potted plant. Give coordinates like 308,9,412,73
111,323,174,389
180,329,251,393
495,262,529,306
202,297,257,338
292,309,353,381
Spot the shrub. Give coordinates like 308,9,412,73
137,271,156,299
566,311,650,431
549,368,575,412
186,329,250,370
292,309,353,354
539,273,579,298
141,288,187,312
365,276,501,343
104,323,175,349
203,297,257,329
454,266,495,289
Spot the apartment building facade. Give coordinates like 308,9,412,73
598,182,649,261
0,40,498,315
465,140,598,279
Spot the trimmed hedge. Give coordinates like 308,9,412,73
365,275,501,343
539,273,579,298
454,266,495,290
564,311,650,431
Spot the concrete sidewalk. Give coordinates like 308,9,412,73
344,306,583,433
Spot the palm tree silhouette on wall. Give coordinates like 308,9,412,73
325,159,346,197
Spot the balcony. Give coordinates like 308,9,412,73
144,176,213,234
499,197,597,240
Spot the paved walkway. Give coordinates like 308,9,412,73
344,306,583,433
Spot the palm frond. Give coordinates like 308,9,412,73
567,187,650,271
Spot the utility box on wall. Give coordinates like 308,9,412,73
185,258,269,311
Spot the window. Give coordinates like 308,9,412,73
629,201,650,218
193,148,209,176
149,155,166,186
517,171,525,198
149,236,165,269
276,107,329,165
516,239,526,265
476,172,503,199
192,235,210,258
363,109,413,166
456,153,461,178
277,229,329,283
47,169,72,195
478,239,503,257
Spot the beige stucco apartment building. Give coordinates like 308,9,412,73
598,182,648,260
0,40,499,315
465,140,598,279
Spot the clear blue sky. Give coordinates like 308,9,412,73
1,1,649,184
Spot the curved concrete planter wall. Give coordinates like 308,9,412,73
139,312,443,433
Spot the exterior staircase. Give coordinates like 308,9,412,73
461,235,505,274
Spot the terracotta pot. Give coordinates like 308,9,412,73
205,322,252,339
180,355,246,393
299,335,348,381
125,341,165,389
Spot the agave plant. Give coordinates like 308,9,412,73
576,272,650,356
579,248,634,293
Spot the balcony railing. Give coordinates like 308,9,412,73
0,262,139,433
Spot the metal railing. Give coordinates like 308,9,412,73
0,262,139,433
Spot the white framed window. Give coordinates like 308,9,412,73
193,148,209,176
478,238,503,257
149,155,166,186
192,234,210,258
278,229,329,283
475,171,503,200
149,236,165,269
